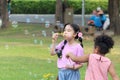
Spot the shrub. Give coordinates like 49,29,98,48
11,0,108,14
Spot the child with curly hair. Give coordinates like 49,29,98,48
66,35,119,80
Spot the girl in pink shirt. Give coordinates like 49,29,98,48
67,35,119,80
51,23,84,80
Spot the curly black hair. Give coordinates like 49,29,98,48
94,35,114,55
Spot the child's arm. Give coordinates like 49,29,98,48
73,64,83,70
66,52,89,63
108,63,120,80
50,41,56,56
50,33,59,56
65,64,83,70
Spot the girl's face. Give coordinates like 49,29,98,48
63,25,76,41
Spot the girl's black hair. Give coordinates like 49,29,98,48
55,40,67,58
64,23,83,47
56,23,83,58
94,35,114,54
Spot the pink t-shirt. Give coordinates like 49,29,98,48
56,40,84,69
85,54,111,80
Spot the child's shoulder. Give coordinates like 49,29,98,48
73,43,83,50
90,54,111,62
73,42,81,47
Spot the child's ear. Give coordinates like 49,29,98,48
73,33,77,37
94,47,99,53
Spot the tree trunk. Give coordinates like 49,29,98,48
0,0,2,17
108,0,120,35
63,0,69,24
55,0,63,23
1,0,8,29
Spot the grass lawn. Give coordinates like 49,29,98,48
0,23,119,80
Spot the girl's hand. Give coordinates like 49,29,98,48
52,33,59,42
65,64,74,69
66,52,73,58
66,53,70,58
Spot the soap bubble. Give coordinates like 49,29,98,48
34,39,37,44
12,21,18,28
68,12,71,15
0,19,2,27
26,18,31,23
5,44,9,50
40,40,43,46
47,58,52,63
56,21,60,26
29,72,32,75
35,15,39,19
60,23,64,28
34,74,37,78
45,21,50,28
40,18,45,22
42,30,47,37
24,30,29,35
97,6,101,11
52,31,54,35
32,34,35,37
49,44,52,49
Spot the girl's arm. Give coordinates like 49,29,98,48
73,64,83,70
50,33,59,56
50,40,56,56
65,63,83,70
66,53,89,63
108,63,120,80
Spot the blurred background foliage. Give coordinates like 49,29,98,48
11,0,108,14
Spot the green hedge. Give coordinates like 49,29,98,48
11,0,108,14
